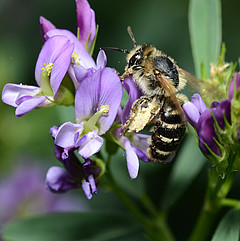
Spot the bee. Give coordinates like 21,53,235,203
103,27,197,162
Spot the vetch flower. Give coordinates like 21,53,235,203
2,36,74,117
116,77,150,179
39,0,102,90
47,126,102,199
45,29,106,90
53,67,122,160
182,93,238,177
40,0,97,54
76,0,97,53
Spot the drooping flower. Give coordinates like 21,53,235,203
46,126,102,199
2,36,74,117
116,76,150,179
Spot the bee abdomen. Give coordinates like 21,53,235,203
147,113,186,162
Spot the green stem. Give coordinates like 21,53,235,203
187,167,234,241
106,158,175,241
187,198,221,241
220,198,240,209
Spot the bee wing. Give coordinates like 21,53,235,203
178,67,203,92
155,74,187,123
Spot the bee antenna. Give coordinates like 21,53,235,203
100,47,129,54
127,26,137,48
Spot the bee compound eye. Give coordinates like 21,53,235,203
128,53,142,67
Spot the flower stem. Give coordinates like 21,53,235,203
220,198,240,209
187,166,234,241
106,157,175,241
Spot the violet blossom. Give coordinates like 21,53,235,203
46,126,102,199
183,93,230,157
53,67,122,162
2,36,74,117
116,76,150,179
40,0,100,89
40,0,96,53
182,75,240,177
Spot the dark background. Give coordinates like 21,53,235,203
0,0,240,240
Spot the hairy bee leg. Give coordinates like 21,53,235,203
122,96,161,134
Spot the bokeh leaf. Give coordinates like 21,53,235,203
189,0,222,77
2,211,140,241
160,134,206,211
211,209,240,241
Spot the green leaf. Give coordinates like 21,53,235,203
160,134,206,211
2,211,140,241
211,209,240,241
189,0,222,78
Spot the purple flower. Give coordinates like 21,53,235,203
39,0,102,90
183,93,231,156
47,127,101,199
53,67,122,160
76,0,97,52
2,36,74,117
116,77,150,179
40,0,96,53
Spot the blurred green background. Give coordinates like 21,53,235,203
1,0,240,240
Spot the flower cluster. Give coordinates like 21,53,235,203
183,73,240,177
1,0,151,199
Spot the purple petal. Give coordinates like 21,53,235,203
46,166,79,193
50,126,59,139
39,16,56,41
75,67,122,133
97,68,122,134
71,64,93,88
213,100,231,129
96,50,107,69
133,133,151,153
88,174,97,194
55,122,84,148
88,9,97,48
191,93,207,114
122,76,143,124
229,73,240,101
77,131,103,158
76,0,96,48
123,137,139,179
15,96,46,117
182,101,201,127
2,83,40,107
75,69,101,122
82,179,92,199
196,109,222,156
35,35,74,96
45,29,96,69
132,146,149,163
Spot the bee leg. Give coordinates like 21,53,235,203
122,96,160,134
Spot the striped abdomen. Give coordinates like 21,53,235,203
147,99,186,162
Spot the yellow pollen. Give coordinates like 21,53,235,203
100,105,109,115
71,52,81,65
41,63,53,76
